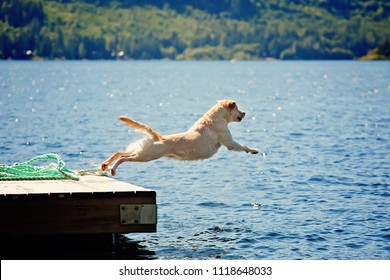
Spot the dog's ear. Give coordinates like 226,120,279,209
228,101,236,110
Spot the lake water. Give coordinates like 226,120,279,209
1,61,389,260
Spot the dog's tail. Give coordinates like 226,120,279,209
118,116,164,141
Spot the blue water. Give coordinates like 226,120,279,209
1,61,390,259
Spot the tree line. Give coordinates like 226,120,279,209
1,0,389,60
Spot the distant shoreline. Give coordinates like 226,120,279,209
1,0,389,61
1,57,389,61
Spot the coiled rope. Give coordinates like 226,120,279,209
0,153,105,181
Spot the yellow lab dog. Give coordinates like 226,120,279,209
101,100,258,176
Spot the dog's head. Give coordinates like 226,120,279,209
218,100,246,123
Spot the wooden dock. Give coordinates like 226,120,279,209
0,175,157,235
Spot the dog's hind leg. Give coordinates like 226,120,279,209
109,155,139,176
101,152,131,171
109,146,167,176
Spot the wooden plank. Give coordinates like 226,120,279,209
0,176,157,235
0,175,151,195
0,195,156,235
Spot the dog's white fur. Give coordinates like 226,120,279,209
101,100,258,176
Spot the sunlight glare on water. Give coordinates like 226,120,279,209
1,61,389,259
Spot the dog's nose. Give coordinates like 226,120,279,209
243,112,246,116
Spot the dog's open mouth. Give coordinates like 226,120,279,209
237,116,243,121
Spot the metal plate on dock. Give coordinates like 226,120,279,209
120,204,157,225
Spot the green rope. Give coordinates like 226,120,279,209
0,153,104,181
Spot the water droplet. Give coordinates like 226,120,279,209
251,203,261,209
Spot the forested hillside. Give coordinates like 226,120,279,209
1,0,389,60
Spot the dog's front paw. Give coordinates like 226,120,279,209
110,168,116,176
249,148,258,154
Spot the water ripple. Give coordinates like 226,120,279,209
2,61,390,260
